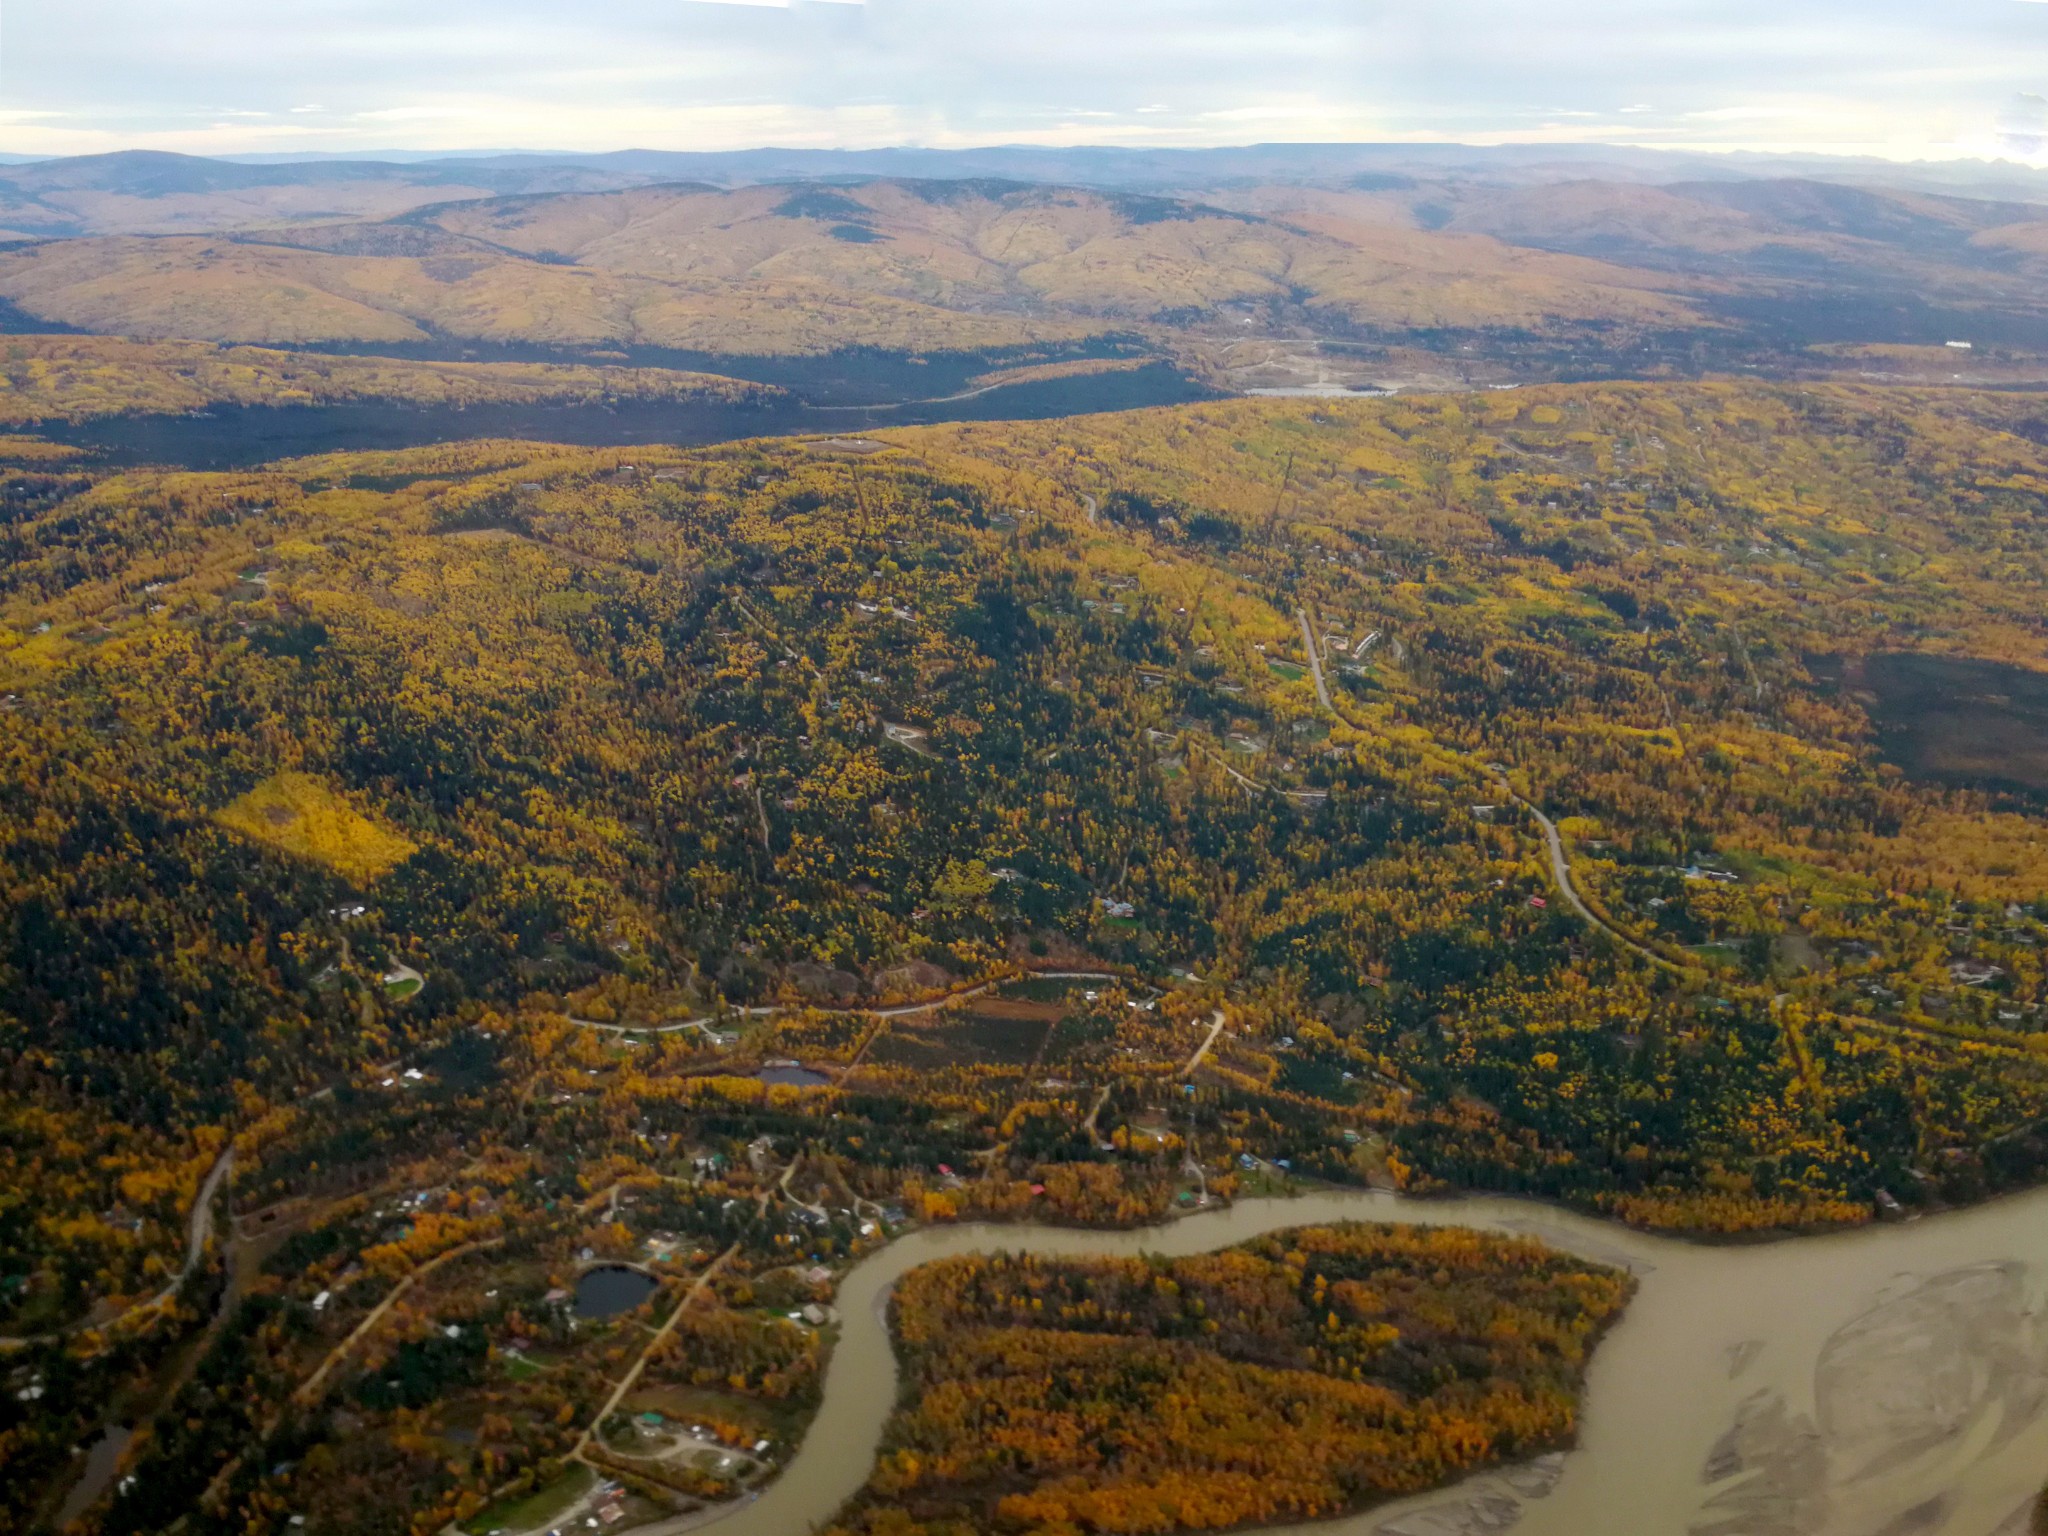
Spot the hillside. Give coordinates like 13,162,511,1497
420,179,1702,329
10,382,2048,1530
0,151,663,239
10,382,2048,1252
6,146,2045,240
1227,177,2048,341
0,168,2043,398
0,336,774,424
0,224,1099,355
0,180,1704,361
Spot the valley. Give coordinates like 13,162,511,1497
7,139,2048,1536
5,151,2048,396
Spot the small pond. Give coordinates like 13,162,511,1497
1000,975,1111,1004
573,1265,658,1320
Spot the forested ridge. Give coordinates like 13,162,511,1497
7,379,2048,1532
0,336,777,425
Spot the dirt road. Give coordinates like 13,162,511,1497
572,1242,741,1465
1182,1009,1229,1074
1,1143,234,1351
1297,608,1335,712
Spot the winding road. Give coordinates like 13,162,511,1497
1189,739,1275,796
1498,786,1685,975
1264,599,1666,977
0,1144,234,1351
172,1147,235,1303
288,1234,505,1409
1246,602,1668,979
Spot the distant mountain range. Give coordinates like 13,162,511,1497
4,142,2047,199
0,146,2044,388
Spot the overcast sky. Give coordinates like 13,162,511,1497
1,0,2043,163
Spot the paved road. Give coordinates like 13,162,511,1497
1080,492,1098,525
1502,787,1684,975
1296,608,1335,712
570,1012,767,1038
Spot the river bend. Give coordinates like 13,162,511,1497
645,1183,2048,1536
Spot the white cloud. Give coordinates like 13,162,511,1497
0,0,2039,162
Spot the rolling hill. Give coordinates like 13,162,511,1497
0,150,661,239
0,149,2044,392
10,361,2048,1531
0,178,1707,360
0,335,775,425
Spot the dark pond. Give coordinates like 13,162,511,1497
755,1064,832,1087
1001,976,1107,1003
573,1265,658,1320
1825,650,2048,797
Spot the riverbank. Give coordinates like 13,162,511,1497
623,1180,2048,1536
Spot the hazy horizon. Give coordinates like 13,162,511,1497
3,139,2046,179
2,0,2043,167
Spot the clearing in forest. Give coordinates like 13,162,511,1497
215,771,417,883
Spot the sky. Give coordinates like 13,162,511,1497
0,0,2044,164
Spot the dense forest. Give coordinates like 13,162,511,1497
7,379,2048,1532
829,1223,1630,1536
0,336,776,425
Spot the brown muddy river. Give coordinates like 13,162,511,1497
639,1184,2048,1536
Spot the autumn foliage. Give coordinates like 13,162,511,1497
826,1222,1630,1536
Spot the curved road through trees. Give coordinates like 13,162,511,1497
1284,598,1671,976
565,970,1124,1040
1499,787,1685,975
1,1144,235,1351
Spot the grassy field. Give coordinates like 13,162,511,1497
462,1464,594,1536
